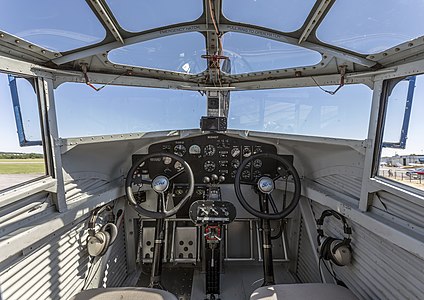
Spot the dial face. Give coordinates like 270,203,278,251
174,161,183,171
253,159,263,169
204,144,216,156
242,170,251,180
231,147,241,157
189,144,201,155
162,156,172,165
174,144,186,157
231,159,240,169
242,147,252,158
204,160,216,172
253,170,262,180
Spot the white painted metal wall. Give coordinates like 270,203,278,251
296,218,321,283
297,201,424,300
0,213,128,300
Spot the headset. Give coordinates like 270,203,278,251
316,210,352,266
86,205,118,257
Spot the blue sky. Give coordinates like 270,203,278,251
1,0,424,157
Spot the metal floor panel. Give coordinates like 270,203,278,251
136,265,195,300
191,263,297,300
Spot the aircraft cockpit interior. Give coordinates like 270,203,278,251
1,1,424,300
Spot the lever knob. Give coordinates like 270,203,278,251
203,176,211,184
211,174,219,182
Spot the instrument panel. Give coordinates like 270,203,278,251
133,133,292,184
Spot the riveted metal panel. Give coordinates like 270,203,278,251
297,202,424,300
0,212,128,300
98,225,128,288
296,218,321,283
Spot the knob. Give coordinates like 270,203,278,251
211,174,219,182
218,175,225,183
210,207,219,215
203,176,211,184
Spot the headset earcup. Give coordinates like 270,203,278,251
87,231,108,257
330,239,352,266
319,236,334,260
102,223,118,245
98,230,111,256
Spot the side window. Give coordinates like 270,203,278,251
0,73,46,192
378,74,424,192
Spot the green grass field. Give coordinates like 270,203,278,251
0,159,45,174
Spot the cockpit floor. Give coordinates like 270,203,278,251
137,263,296,300
137,265,195,300
191,263,297,300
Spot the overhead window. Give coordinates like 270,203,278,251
108,33,207,74
221,33,322,74
222,0,316,33
0,74,46,192
228,84,372,140
317,0,424,54
378,75,424,193
0,0,106,52
55,83,206,138
105,0,203,32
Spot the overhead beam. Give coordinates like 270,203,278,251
52,23,208,65
86,0,124,44
298,0,333,44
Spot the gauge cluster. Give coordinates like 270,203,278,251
134,133,292,184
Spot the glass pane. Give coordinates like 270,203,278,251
223,0,315,32
15,78,42,142
108,33,206,74
317,0,424,54
0,74,45,192
0,0,106,52
379,75,424,192
383,80,409,143
106,0,203,32
55,83,206,138
228,84,372,139
222,33,322,74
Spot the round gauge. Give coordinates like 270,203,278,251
204,160,216,172
231,159,240,169
242,170,251,180
204,144,216,156
242,147,252,158
253,170,262,179
174,161,183,171
189,144,201,155
174,188,184,196
253,147,263,154
231,147,241,157
253,159,263,169
174,144,186,157
162,156,172,165
231,170,237,178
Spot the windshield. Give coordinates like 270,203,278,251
228,84,373,140
55,83,206,138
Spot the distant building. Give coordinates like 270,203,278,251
382,154,424,167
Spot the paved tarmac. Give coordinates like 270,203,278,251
0,174,43,191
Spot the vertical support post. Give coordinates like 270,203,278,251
259,194,275,286
359,80,384,211
148,194,166,289
43,78,67,212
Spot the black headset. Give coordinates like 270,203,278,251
86,205,118,257
316,210,352,266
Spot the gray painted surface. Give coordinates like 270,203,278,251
297,201,424,300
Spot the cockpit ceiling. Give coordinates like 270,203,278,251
1,0,424,80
